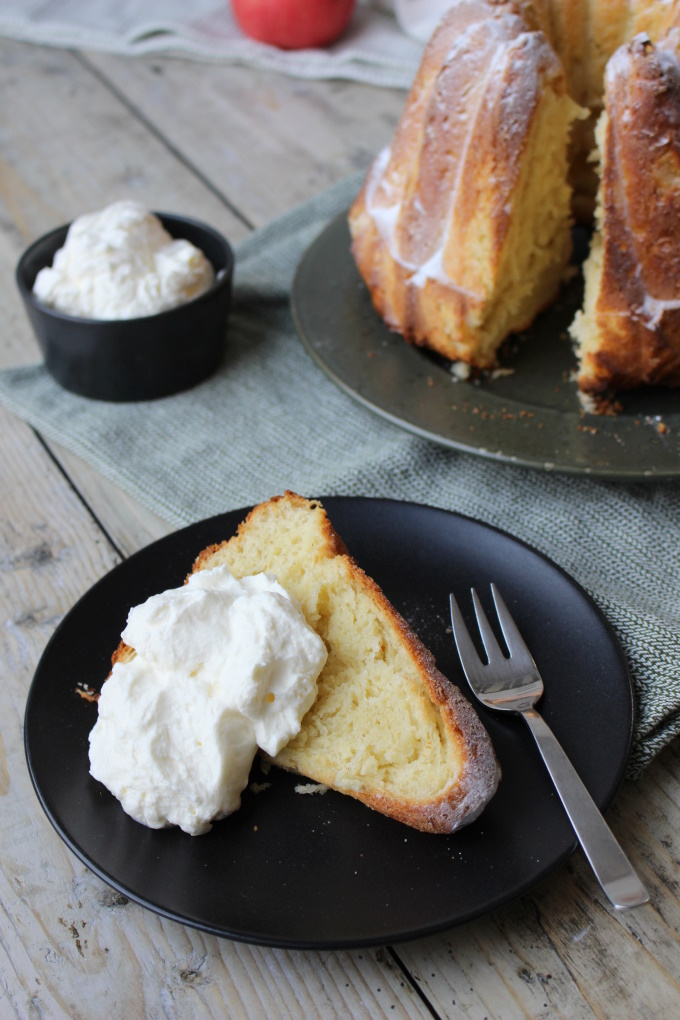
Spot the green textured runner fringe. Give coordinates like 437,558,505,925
2,172,680,779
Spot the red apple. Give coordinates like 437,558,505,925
231,0,357,50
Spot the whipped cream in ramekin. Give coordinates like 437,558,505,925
33,200,215,320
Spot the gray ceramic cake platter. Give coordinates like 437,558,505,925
291,213,680,481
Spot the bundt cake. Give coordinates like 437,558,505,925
571,33,680,394
349,0,680,396
349,0,584,369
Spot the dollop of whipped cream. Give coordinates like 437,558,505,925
88,565,327,835
33,199,215,320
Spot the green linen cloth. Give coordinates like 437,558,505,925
2,172,679,778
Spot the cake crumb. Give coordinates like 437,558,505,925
643,414,669,434
75,684,99,703
579,391,622,416
294,783,329,795
249,782,272,794
450,361,471,382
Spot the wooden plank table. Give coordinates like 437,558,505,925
1,36,679,1019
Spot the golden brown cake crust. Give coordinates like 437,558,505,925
110,640,135,668
577,35,680,394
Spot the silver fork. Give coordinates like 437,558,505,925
449,583,649,912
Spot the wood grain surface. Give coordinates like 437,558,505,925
1,35,679,1019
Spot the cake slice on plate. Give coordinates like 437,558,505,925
193,493,500,834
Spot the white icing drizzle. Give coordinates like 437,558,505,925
639,294,680,329
364,146,402,245
410,246,453,288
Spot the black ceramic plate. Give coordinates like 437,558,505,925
291,214,680,480
25,498,633,949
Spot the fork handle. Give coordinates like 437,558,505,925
521,708,649,911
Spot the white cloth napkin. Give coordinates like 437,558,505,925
0,0,426,88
